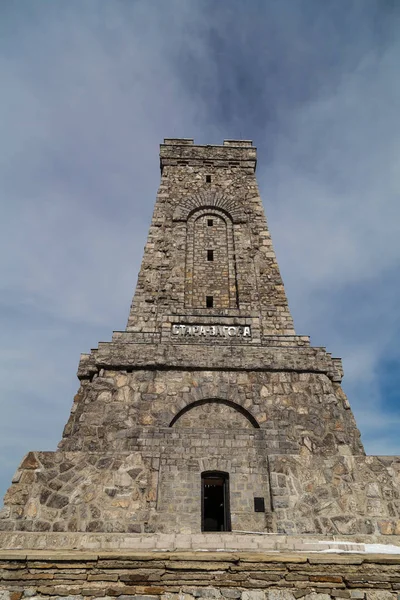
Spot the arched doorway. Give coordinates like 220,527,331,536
201,471,231,532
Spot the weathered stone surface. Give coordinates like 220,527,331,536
20,454,40,471
0,549,399,597
194,590,221,599
221,590,241,599
242,593,264,600
365,593,394,599
0,508,10,520
266,591,296,600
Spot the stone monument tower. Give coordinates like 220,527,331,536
1,140,400,600
2,138,400,537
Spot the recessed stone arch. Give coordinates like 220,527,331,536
185,207,239,309
173,189,246,223
166,381,262,423
169,398,260,428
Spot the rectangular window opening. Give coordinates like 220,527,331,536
207,249,214,261
207,219,213,226
254,497,265,513
206,295,213,308
206,175,211,183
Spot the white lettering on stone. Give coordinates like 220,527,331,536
171,324,252,338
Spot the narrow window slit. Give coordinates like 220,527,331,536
207,219,213,226
206,175,211,183
207,249,214,261
206,296,213,308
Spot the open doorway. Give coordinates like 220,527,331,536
201,471,231,532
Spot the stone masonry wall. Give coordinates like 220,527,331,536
59,369,363,456
172,402,254,429
269,455,400,537
1,550,400,600
1,425,272,534
127,140,295,336
2,447,400,535
188,210,235,309
83,340,344,383
1,451,156,534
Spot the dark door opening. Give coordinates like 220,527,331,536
201,472,231,532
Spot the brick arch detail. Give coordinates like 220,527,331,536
167,383,259,416
168,392,260,428
172,189,246,223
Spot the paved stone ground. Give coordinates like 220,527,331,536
1,532,400,552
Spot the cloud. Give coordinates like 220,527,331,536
260,38,400,454
0,0,213,497
1,0,400,500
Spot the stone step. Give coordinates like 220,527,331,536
0,531,400,554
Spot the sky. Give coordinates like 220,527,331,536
1,0,400,501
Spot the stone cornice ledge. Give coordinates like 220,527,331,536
77,342,343,383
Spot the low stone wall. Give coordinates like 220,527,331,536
0,550,400,600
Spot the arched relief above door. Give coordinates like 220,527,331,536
170,399,260,429
172,189,246,223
